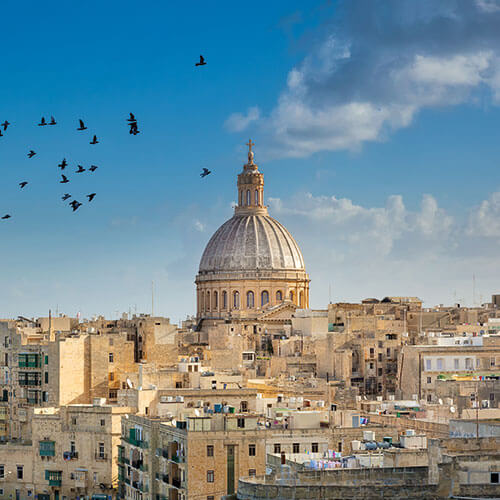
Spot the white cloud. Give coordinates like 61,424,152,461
194,219,206,232
224,106,260,132
468,191,500,237
226,1,500,158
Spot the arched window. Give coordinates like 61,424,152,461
255,189,259,206
276,290,283,302
299,291,304,308
206,291,210,311
213,291,218,309
222,291,227,310
247,291,255,308
261,290,269,306
240,190,243,206
246,190,251,206
200,291,204,311
289,291,294,303
233,291,240,309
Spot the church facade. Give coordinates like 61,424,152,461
196,141,310,320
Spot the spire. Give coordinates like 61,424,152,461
235,140,267,215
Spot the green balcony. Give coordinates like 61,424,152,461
49,479,62,486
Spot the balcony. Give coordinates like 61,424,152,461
95,453,108,461
170,455,184,464
49,479,62,486
131,459,143,469
172,477,182,488
162,474,169,483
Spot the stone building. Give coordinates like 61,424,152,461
196,142,310,321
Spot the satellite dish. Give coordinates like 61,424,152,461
438,399,443,405
126,378,133,389
194,409,200,417
450,406,456,413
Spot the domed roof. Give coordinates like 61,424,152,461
199,214,305,274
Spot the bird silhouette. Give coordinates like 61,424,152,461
49,116,57,125
90,135,99,144
89,165,98,172
19,182,28,189
0,130,3,137
38,117,47,126
87,193,96,202
77,119,87,131
62,194,71,201
1,120,10,131
127,113,136,122
195,55,207,66
200,168,211,178
28,150,36,158
58,158,67,170
1,214,11,220
75,165,86,173
70,200,82,211
60,174,69,184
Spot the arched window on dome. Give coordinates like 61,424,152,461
247,291,254,308
289,291,294,303
261,290,269,307
240,190,243,206
246,190,251,206
206,291,210,311
233,291,240,309
255,189,259,206
222,291,227,310
299,291,304,308
213,291,218,310
276,290,283,302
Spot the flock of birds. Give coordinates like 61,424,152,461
1,55,211,221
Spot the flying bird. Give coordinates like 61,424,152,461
195,55,206,66
38,117,47,126
127,113,136,122
61,193,71,201
28,150,36,158
75,165,85,173
1,120,10,131
77,119,87,131
200,168,211,178
1,214,11,220
19,182,28,189
49,116,57,125
89,165,98,172
60,174,69,184
58,158,67,170
90,135,99,145
87,193,96,202
129,122,139,135
70,200,82,211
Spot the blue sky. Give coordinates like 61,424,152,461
1,0,500,321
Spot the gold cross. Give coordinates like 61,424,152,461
246,139,255,153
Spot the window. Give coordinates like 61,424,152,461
208,497,215,500
222,291,227,309
237,418,245,428
0,465,4,478
427,377,432,384
109,353,114,363
426,359,432,370
312,443,318,453
289,291,294,302
437,358,443,370
207,445,214,457
71,417,77,425
369,348,374,358
276,290,283,302
98,442,105,459
39,440,55,457
255,189,259,205
427,394,432,402
206,291,210,311
249,469,256,476
299,291,304,307
246,291,255,308
246,190,250,206
109,389,118,399
386,348,391,357
490,393,495,402
491,357,496,367
369,362,374,369
17,465,23,480
240,400,248,412
213,291,218,309
292,443,300,454
378,368,383,377
207,470,214,483
233,291,240,309
454,359,459,369
465,358,473,370
101,419,105,426
491,472,499,484
248,444,256,456
261,291,269,306
274,444,281,454
44,372,49,384
109,372,114,381
239,190,243,206
70,441,76,454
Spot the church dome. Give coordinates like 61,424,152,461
199,213,305,274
